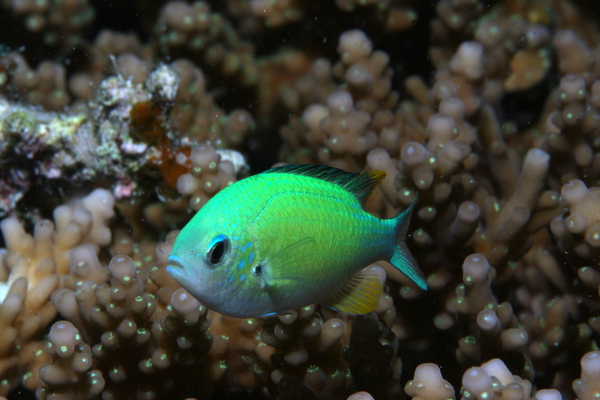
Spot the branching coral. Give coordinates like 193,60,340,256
43,251,214,399
404,363,455,400
2,0,600,399
37,321,105,400
2,216,404,399
2,0,95,54
167,58,256,148
244,0,417,31
461,358,534,400
154,1,259,86
0,189,114,396
279,29,407,171
573,351,600,399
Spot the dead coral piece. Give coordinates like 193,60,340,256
0,63,180,214
0,59,251,217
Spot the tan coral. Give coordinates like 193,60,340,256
552,179,600,261
542,73,600,180
176,143,239,211
168,59,255,148
573,351,600,400
504,48,551,92
3,0,94,55
3,1,600,399
0,189,115,395
5,54,71,110
452,254,527,368
47,248,214,399
280,29,402,169
404,363,455,400
249,0,305,28
154,1,258,86
36,321,105,400
461,359,533,400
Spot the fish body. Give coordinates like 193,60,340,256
167,164,427,318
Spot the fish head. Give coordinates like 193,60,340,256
167,215,274,317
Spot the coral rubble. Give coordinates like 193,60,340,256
1,0,600,399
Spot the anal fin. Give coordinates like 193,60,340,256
321,272,383,314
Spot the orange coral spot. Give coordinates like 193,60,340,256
130,101,165,143
148,137,192,188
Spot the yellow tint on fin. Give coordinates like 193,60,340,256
321,272,383,314
357,170,386,204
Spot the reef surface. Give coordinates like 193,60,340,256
1,0,600,399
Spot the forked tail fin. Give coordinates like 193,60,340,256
390,197,428,290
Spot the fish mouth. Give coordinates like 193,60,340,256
166,255,188,283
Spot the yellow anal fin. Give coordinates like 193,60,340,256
321,272,383,314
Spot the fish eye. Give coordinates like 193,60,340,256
206,234,230,266
253,264,262,276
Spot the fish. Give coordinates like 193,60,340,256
167,164,427,318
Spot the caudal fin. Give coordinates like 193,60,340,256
390,198,428,290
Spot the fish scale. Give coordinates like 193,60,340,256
167,164,427,318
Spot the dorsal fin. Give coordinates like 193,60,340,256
264,164,385,205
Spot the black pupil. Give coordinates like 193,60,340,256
209,241,226,264
254,264,262,275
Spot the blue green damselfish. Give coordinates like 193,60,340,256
167,164,427,318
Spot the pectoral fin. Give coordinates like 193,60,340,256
263,237,318,285
321,272,383,314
